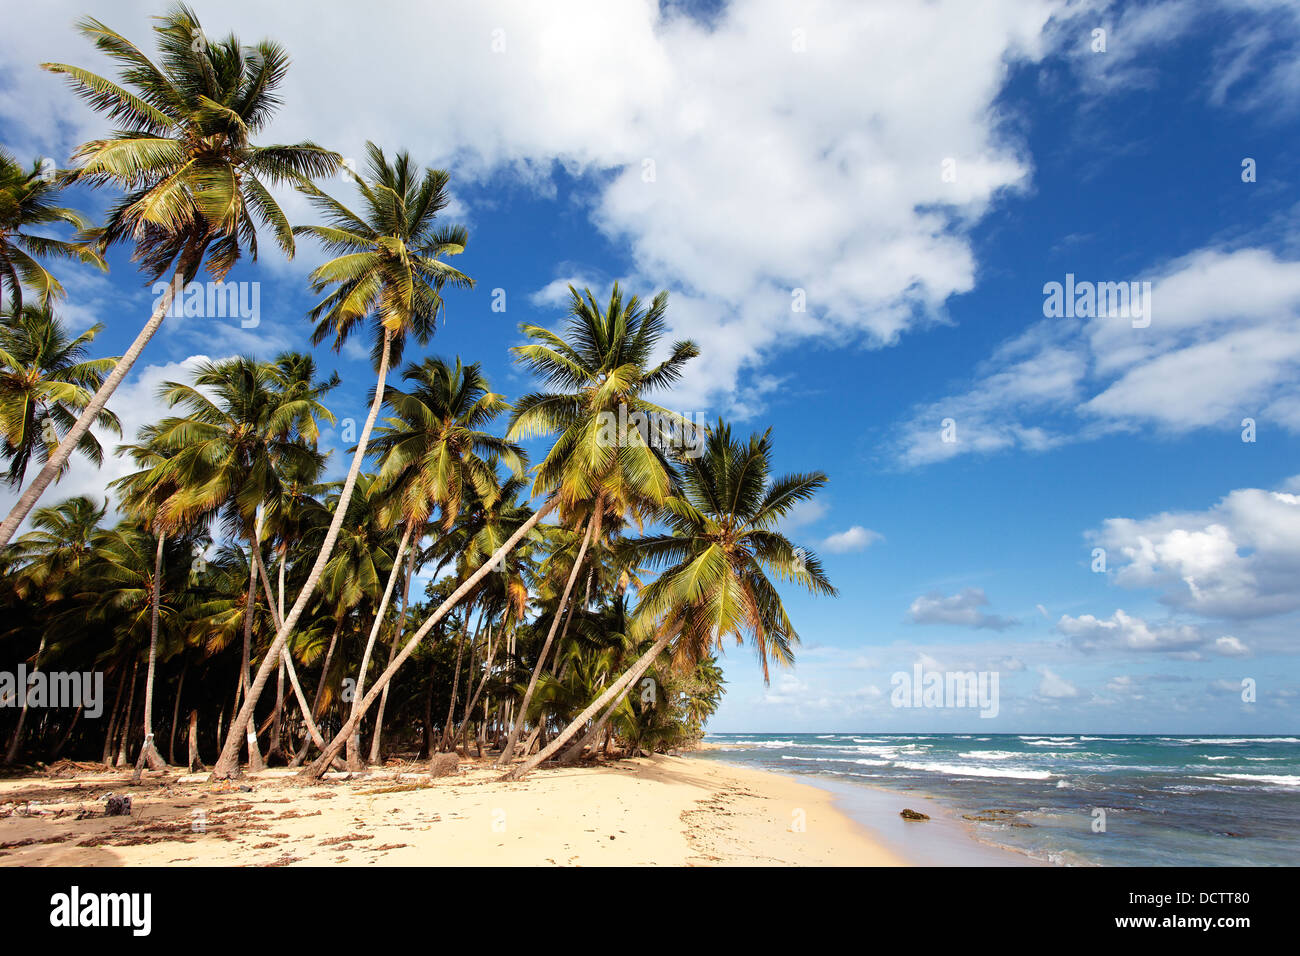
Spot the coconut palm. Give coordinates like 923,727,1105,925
301,284,697,778
145,355,332,769
503,422,835,780
214,143,472,777
354,357,523,763
0,304,120,487
2,495,108,764
0,3,339,547
0,148,104,313
495,283,699,766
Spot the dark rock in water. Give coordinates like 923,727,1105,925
428,753,458,778
105,795,131,817
899,808,929,821
962,808,1033,828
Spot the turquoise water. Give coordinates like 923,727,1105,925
697,733,1300,866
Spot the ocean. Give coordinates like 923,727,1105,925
696,733,1300,866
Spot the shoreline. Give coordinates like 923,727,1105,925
690,749,1041,866
0,754,906,866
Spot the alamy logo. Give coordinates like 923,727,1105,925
595,404,705,458
152,276,261,328
49,886,151,936
890,664,1000,718
1042,273,1151,328
0,667,103,717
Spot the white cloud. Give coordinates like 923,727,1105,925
892,246,1300,466
0,0,1067,419
908,587,1019,631
821,525,883,553
1091,481,1300,618
1036,666,1084,700
1214,635,1251,657
1057,608,1210,656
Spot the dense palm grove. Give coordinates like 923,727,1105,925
0,6,834,780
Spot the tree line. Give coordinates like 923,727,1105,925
0,4,834,781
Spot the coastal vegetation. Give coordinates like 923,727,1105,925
0,4,834,780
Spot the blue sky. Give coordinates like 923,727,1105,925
2,0,1298,733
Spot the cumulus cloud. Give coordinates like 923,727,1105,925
821,525,883,553
1090,481,1300,618
0,0,1071,419
1057,608,1208,656
1036,666,1084,700
908,587,1019,631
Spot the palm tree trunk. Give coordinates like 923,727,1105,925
169,660,188,766
115,660,139,767
301,497,557,779
3,634,46,765
212,327,395,778
0,239,208,547
369,528,418,764
239,533,265,772
291,616,342,767
440,611,475,752
101,664,128,766
497,511,596,766
138,531,167,769
346,521,412,769
454,621,497,740
558,677,630,765
502,630,673,781
250,544,332,757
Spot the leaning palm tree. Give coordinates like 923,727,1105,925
502,422,836,780
300,284,696,779
214,144,472,777
0,3,339,547
0,304,120,487
0,148,105,312
495,283,699,766
147,356,331,770
351,357,524,764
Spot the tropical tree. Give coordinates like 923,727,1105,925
144,355,332,768
357,357,523,762
503,422,835,780
300,284,696,778
0,147,104,312
495,283,699,766
0,304,120,487
218,143,473,777
0,3,339,546
2,495,107,764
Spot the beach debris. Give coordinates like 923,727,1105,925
104,794,132,817
899,808,930,821
428,753,459,778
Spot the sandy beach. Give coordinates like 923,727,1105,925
0,754,905,866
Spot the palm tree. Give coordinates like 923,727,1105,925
146,356,331,769
0,3,339,547
503,422,836,780
0,304,120,487
0,148,104,312
496,283,699,766
219,143,473,777
110,431,184,769
300,283,697,778
2,495,107,764
356,357,523,763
